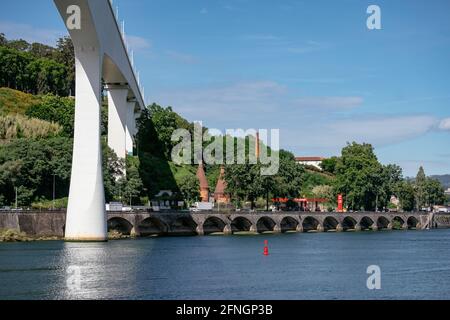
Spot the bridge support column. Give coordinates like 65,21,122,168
317,224,324,233
224,224,232,236
196,225,204,236
65,47,107,242
402,223,409,230
372,224,378,231
273,224,282,234
296,224,304,233
107,85,129,160
130,227,139,238
336,224,344,232
250,225,258,233
125,102,136,156
355,224,362,232
387,223,393,230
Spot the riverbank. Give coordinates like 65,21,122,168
0,229,134,242
0,229,61,242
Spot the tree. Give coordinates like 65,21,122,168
415,166,427,210
424,178,446,208
376,164,403,211
178,174,200,206
115,158,144,206
29,42,56,59
334,142,383,211
102,142,125,202
26,94,75,137
0,35,72,96
321,157,339,174
55,37,75,95
398,181,416,212
0,33,6,46
7,39,30,52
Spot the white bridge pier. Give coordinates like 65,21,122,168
54,0,145,241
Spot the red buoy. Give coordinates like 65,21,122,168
264,240,269,256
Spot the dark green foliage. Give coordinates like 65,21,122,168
224,150,305,210
397,181,416,212
320,156,339,174
178,174,200,206
334,142,383,211
0,35,74,96
26,94,75,136
0,137,72,206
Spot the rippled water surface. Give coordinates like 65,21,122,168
1,229,450,300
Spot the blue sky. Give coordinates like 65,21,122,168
1,0,450,176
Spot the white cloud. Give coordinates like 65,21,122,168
166,50,197,64
0,21,66,46
283,114,438,156
152,81,286,123
286,40,327,54
439,118,450,131
293,96,363,110
126,35,151,52
151,80,438,159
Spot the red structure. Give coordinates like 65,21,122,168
272,198,328,212
196,163,210,202
337,194,344,212
214,166,230,204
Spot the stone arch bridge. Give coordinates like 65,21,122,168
107,212,433,237
2,211,446,238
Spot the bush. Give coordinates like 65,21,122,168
0,229,31,242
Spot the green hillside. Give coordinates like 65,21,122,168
0,88,41,116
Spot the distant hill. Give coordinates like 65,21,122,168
431,175,450,189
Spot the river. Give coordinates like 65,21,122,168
1,229,450,300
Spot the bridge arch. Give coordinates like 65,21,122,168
323,217,339,232
280,217,299,233
342,217,358,231
138,217,168,237
392,216,405,230
302,216,320,232
170,217,198,236
107,217,133,236
407,216,419,230
203,217,227,235
377,216,390,230
360,217,375,230
231,217,253,233
257,217,277,233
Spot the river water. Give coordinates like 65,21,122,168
1,229,450,300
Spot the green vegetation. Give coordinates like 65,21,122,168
0,34,74,96
331,143,445,212
0,229,61,242
0,114,62,143
0,87,41,115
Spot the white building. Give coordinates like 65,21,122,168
295,157,325,170
445,188,450,196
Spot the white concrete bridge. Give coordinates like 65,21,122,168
54,0,146,241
